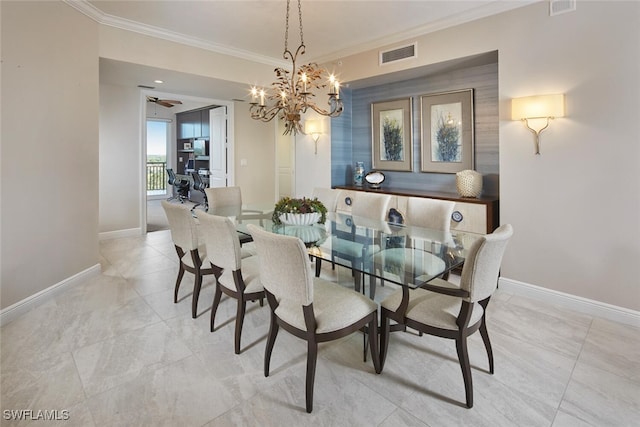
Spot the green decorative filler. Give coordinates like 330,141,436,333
272,197,327,225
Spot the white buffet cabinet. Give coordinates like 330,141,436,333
334,186,499,235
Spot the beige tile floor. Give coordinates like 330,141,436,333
1,229,639,426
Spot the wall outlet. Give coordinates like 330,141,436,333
179,157,183,162
240,159,248,166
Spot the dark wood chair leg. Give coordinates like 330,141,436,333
456,335,473,408
192,273,202,318
264,313,279,377
210,284,223,332
306,339,318,413
315,258,322,277
379,309,391,371
174,266,185,303
368,313,381,374
478,298,494,374
234,300,247,354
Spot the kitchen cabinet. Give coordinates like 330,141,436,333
176,108,211,139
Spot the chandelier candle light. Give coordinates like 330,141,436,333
249,0,343,135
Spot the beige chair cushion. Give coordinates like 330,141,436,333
217,255,263,294
381,287,484,331
275,278,377,333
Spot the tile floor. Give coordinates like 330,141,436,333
1,229,639,426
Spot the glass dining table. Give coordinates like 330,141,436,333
207,205,480,302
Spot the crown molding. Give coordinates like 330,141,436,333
63,0,288,68
310,0,538,65
64,0,536,69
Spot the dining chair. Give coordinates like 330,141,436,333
205,186,256,245
161,200,219,318
205,186,241,214
379,224,513,408
247,224,381,413
312,187,341,213
405,197,455,231
376,197,456,287
320,192,392,299
197,212,265,354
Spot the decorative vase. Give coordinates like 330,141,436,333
353,162,365,187
278,212,321,225
456,169,483,198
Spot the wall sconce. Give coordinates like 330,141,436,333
512,94,565,154
304,119,323,154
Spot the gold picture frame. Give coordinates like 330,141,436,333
371,98,413,172
420,89,474,173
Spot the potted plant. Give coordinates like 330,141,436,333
272,197,327,225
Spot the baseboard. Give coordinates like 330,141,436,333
99,228,142,240
499,277,640,328
0,264,102,327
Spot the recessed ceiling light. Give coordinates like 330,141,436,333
154,80,164,84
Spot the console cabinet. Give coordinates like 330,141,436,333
333,185,499,235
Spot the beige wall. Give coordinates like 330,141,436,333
99,83,143,233
0,1,100,309
233,102,277,204
335,1,640,310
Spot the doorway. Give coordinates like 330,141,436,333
140,91,235,234
146,119,171,232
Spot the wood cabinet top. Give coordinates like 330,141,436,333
333,185,499,205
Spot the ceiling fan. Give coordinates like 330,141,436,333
146,96,183,108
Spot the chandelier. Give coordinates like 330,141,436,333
249,0,343,135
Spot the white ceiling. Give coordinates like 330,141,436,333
86,0,533,103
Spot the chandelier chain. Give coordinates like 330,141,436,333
297,0,304,46
284,0,305,53
284,0,290,53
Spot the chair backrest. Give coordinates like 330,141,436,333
351,192,392,220
205,186,242,212
167,168,177,185
247,224,313,306
405,197,455,232
191,172,206,191
312,188,341,213
460,224,513,302
161,200,199,251
196,212,242,271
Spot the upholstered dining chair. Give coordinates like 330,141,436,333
197,212,265,354
312,187,342,213
405,197,455,231
318,192,392,299
376,197,456,288
205,186,242,214
379,224,513,408
205,186,254,245
161,200,219,318
247,224,381,413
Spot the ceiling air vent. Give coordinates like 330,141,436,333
380,43,417,66
550,0,576,16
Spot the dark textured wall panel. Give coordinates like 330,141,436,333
331,62,499,196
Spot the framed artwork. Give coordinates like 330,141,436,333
420,89,474,173
371,98,413,171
